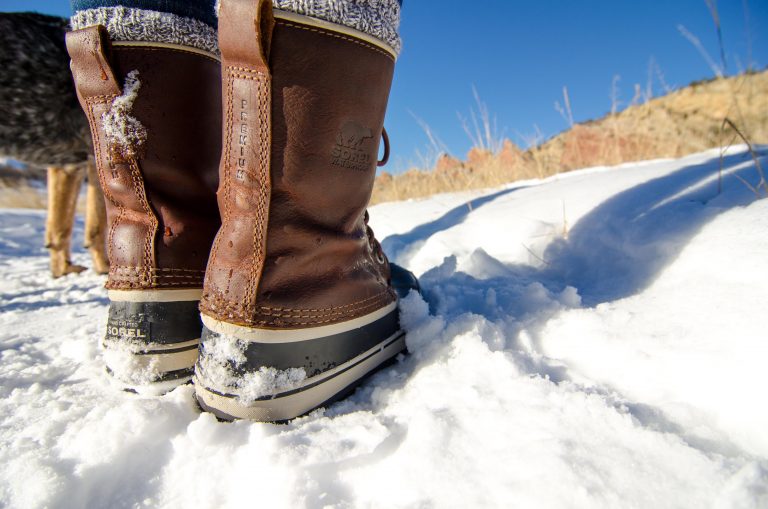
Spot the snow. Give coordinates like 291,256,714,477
102,70,147,159
198,331,307,403
101,338,164,389
1,146,767,508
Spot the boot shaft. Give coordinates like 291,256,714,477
66,27,222,289
201,1,397,328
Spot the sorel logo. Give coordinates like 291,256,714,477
331,121,374,172
106,318,149,340
107,326,147,339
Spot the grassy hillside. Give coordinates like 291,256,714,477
373,70,768,204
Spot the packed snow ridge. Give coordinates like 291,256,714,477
1,146,767,508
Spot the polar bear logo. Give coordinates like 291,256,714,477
338,121,373,149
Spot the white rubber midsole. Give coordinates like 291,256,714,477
103,339,200,374
194,331,406,421
108,288,203,302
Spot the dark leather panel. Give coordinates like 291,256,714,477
108,46,222,286
67,26,221,290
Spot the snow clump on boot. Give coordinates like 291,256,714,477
101,340,162,389
198,331,306,404
102,70,147,160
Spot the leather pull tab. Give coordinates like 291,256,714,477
208,0,275,317
219,0,275,71
65,25,121,99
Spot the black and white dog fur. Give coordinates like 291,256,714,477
0,12,108,277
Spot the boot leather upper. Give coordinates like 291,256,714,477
200,1,397,328
67,27,222,289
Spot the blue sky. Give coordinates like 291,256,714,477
4,0,767,173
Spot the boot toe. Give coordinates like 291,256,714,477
390,263,420,299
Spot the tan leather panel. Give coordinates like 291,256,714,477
106,46,222,288
204,68,272,315
218,0,274,71
66,26,121,99
203,0,273,319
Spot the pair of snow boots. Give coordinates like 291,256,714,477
66,0,416,421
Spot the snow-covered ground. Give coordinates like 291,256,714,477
1,146,766,508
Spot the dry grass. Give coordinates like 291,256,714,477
373,70,768,204
0,180,47,209
0,175,87,213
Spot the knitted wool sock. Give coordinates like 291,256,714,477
71,1,402,56
70,1,219,54
271,0,402,53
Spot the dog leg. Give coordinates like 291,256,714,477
46,165,86,278
84,159,109,274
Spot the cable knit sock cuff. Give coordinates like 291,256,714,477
211,0,402,55
70,6,219,55
71,0,217,27
271,0,401,54
72,1,402,58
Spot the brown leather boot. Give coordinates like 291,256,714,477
194,0,415,421
66,26,221,392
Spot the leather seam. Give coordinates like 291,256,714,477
247,298,391,325
113,274,203,280
127,159,158,285
276,20,394,61
111,266,205,273
204,69,234,301
85,96,120,268
112,45,220,64
257,293,386,312
253,70,271,318
240,69,257,314
227,66,265,73
199,304,387,325
108,281,203,288
216,66,271,319
230,71,266,80
203,290,392,316
198,296,392,326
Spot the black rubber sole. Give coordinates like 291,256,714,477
102,298,203,391
106,300,202,345
196,344,406,423
200,306,400,376
196,333,406,422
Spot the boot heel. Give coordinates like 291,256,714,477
66,27,222,396
194,303,405,421
103,289,203,393
196,1,415,420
